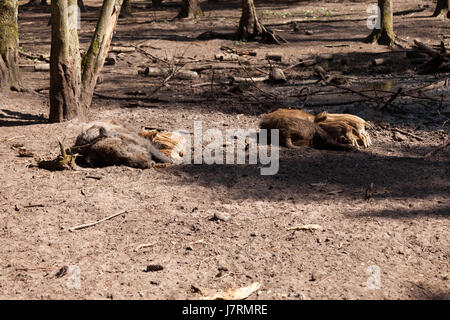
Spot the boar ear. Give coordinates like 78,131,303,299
315,111,328,123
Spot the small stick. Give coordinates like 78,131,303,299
392,128,423,141
86,175,102,180
68,209,134,231
6,135,25,142
24,204,45,208
134,242,156,252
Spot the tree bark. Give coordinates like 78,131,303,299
49,0,82,122
432,0,449,18
176,0,202,19
237,0,285,44
80,0,122,112
0,0,22,91
366,0,396,46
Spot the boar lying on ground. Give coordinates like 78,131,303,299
259,111,353,151
315,111,372,148
72,120,172,168
261,108,372,149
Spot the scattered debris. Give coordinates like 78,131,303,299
134,243,156,252
269,68,287,84
423,141,450,159
104,53,116,66
143,264,164,272
266,53,283,62
212,211,231,222
54,266,68,278
37,140,78,171
110,46,135,53
287,224,323,231
393,131,408,142
365,183,374,201
34,64,50,72
196,282,261,300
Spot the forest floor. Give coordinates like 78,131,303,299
0,0,449,299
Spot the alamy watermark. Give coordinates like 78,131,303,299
366,265,382,290
171,121,280,176
67,5,81,31
66,265,81,289
366,5,381,30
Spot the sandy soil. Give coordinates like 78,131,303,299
0,0,449,299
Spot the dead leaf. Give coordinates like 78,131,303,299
199,282,261,300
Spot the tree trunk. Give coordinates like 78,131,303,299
24,0,48,5
78,0,86,12
0,0,22,91
119,0,132,17
366,0,395,46
50,0,122,122
49,0,82,122
151,0,162,9
80,0,122,112
176,0,202,19
432,0,449,18
237,0,285,44
237,0,262,40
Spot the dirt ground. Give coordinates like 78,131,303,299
0,0,449,300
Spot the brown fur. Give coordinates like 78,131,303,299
315,111,372,148
259,112,353,151
139,129,186,163
73,120,171,168
317,120,359,147
266,108,316,122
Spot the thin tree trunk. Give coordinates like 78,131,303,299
78,0,86,12
366,0,395,46
176,0,202,19
0,0,22,91
237,0,285,44
49,0,82,122
80,0,122,111
24,0,48,5
432,0,449,18
120,0,132,17
151,0,162,9
238,0,262,41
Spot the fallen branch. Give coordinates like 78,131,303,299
421,78,449,91
232,76,268,83
134,242,156,252
19,51,50,63
392,128,424,141
423,141,450,159
68,209,134,231
413,39,440,57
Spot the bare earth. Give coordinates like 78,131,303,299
0,0,449,299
